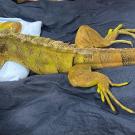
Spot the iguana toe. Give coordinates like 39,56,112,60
97,79,135,113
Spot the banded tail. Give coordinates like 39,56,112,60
74,48,135,69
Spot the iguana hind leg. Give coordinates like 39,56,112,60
75,24,134,48
68,64,134,113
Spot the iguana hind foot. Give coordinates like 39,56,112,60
106,24,135,47
75,24,134,48
68,64,134,113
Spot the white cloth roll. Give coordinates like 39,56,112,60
0,17,42,81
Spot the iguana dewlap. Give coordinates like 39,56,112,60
0,24,135,114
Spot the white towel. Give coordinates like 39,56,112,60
0,17,42,81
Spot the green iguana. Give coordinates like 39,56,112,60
0,23,135,114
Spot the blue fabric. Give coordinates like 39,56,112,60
0,0,135,135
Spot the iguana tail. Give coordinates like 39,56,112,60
74,48,135,69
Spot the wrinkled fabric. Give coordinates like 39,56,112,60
0,0,135,135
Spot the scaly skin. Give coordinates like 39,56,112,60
0,24,135,114
1,31,135,72
0,22,22,33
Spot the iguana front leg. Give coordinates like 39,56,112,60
68,64,134,113
75,24,135,48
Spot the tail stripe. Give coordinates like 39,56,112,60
121,49,135,66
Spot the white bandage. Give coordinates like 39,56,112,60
0,17,42,81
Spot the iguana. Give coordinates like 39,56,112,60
0,23,135,114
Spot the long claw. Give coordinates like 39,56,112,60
102,90,116,112
97,87,100,93
124,29,135,33
111,40,133,47
119,29,135,38
114,24,123,31
110,81,129,87
107,90,135,114
97,87,105,102
107,29,113,35
101,91,105,103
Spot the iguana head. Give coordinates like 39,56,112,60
0,22,22,33
0,22,22,67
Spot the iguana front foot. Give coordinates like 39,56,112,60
68,64,135,113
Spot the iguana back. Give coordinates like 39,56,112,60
0,31,135,74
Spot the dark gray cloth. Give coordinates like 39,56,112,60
0,0,135,135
